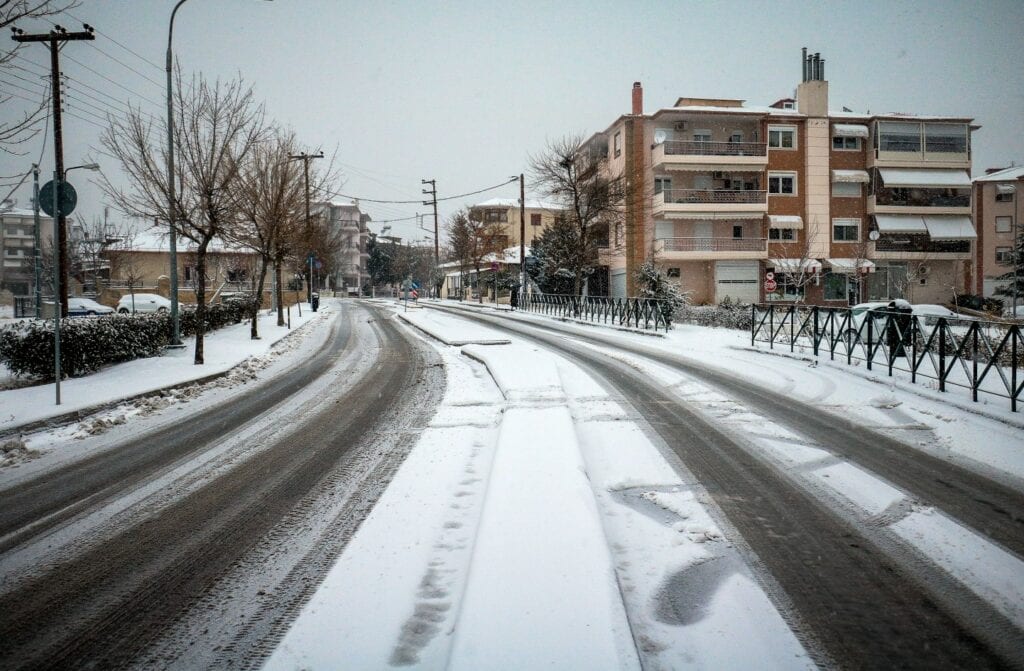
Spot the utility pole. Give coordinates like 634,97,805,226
422,179,438,296
289,151,323,304
518,173,526,302
13,24,96,317
32,165,42,317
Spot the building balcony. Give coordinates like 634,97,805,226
867,195,971,216
652,141,767,171
653,189,767,217
870,235,972,259
654,236,767,260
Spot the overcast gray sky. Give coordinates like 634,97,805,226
2,0,1022,243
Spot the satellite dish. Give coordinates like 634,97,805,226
869,230,880,241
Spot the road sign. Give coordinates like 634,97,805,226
40,179,77,217
765,271,775,281
411,281,420,289
764,279,778,292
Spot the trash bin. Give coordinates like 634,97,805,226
311,292,320,312
884,300,913,357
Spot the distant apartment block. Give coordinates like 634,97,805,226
314,200,371,294
468,198,565,251
585,49,978,305
0,206,52,296
974,166,1023,297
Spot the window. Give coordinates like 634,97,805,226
996,191,1014,203
832,182,861,197
823,272,848,301
654,175,672,194
485,209,506,222
768,126,796,149
832,218,860,242
769,228,795,240
530,213,541,227
733,225,743,239
693,129,712,142
996,247,1014,265
613,132,621,157
924,123,968,154
832,136,860,150
996,216,1013,233
667,267,680,278
768,172,797,195
729,131,743,143
877,122,921,152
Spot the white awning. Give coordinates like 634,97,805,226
827,258,876,274
878,168,971,188
663,164,764,173
769,258,822,274
833,123,869,138
832,169,870,183
996,183,1018,195
923,215,976,240
768,215,803,229
664,211,764,220
874,214,928,233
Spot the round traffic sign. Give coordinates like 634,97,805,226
39,179,77,217
764,279,778,292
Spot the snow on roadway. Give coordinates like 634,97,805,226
265,306,813,670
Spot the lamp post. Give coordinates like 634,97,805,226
165,0,272,348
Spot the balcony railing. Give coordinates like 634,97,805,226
660,140,767,157
658,237,767,252
873,189,971,208
659,189,766,205
874,234,971,254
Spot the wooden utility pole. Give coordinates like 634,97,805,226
12,24,96,316
422,179,439,297
519,173,526,299
289,151,323,304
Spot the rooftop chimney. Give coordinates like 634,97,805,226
797,47,829,116
632,81,643,115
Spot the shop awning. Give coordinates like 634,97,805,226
923,215,976,240
874,214,928,233
831,169,870,183
996,183,1018,195
768,215,803,229
832,123,869,138
664,211,764,220
878,168,971,188
827,258,876,274
769,258,822,274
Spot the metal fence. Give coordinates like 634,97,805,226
13,296,34,318
521,292,672,332
751,303,1024,411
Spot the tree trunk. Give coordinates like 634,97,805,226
274,258,285,326
194,241,209,365
251,254,269,339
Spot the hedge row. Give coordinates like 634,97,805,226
673,302,753,331
0,299,250,381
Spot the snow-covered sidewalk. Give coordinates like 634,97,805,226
0,305,323,434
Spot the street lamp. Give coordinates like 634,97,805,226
166,0,272,348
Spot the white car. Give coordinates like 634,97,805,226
117,293,172,314
843,300,975,346
67,297,114,316
1003,305,1024,320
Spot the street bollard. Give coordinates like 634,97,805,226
287,305,291,329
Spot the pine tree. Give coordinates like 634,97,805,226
634,261,689,326
995,234,1024,305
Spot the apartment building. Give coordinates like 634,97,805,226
586,50,977,305
974,166,1024,297
314,200,370,294
0,206,53,296
468,198,564,250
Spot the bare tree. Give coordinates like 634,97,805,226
530,134,624,297
446,208,505,303
100,69,265,364
1,1,78,155
104,224,146,311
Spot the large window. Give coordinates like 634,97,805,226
768,126,796,149
530,213,541,226
769,228,795,240
832,218,860,242
867,263,908,300
996,191,1015,203
823,272,848,301
613,132,621,157
768,172,797,195
693,129,712,142
832,136,860,150
996,216,1013,233
833,182,861,197
996,247,1014,265
877,122,921,152
924,123,968,154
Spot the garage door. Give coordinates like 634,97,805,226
714,261,759,304
610,269,627,298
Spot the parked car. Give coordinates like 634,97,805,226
843,300,976,347
1003,305,1024,320
67,297,115,317
117,293,171,314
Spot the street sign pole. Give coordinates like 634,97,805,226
51,172,62,405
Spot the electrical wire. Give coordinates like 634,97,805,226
61,52,163,108
324,176,518,205
62,9,164,72
80,40,165,90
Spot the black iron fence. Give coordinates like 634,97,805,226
751,303,1023,411
521,292,671,332
13,296,34,318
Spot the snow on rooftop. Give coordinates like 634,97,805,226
473,197,564,211
0,207,48,219
124,227,251,253
975,166,1024,182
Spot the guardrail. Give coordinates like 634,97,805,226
521,292,671,332
751,303,1023,411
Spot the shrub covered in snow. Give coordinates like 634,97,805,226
0,300,249,381
633,262,689,326
673,298,753,331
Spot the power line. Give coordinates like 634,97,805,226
80,40,165,90
63,9,163,72
324,176,518,205
61,52,163,108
